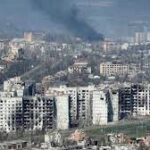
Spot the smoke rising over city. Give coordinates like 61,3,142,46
0,0,150,38
31,0,104,41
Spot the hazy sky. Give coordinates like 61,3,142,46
0,0,150,37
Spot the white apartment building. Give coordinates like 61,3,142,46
56,95,69,130
0,40,5,50
147,32,150,41
100,62,129,76
133,84,150,116
102,41,122,52
0,95,56,132
46,85,95,126
46,85,77,125
0,77,57,132
0,77,121,132
0,77,24,132
0,97,23,132
24,32,33,42
134,32,147,43
92,90,108,125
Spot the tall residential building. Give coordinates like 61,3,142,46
23,96,56,131
46,85,77,126
100,62,129,76
132,84,150,116
119,84,150,118
0,40,5,50
92,90,108,125
107,89,119,122
24,32,33,42
46,85,95,126
134,32,147,43
0,77,122,132
0,96,56,132
0,97,23,132
56,95,69,130
119,84,135,118
147,32,150,41
0,77,25,132
77,86,94,125
0,77,57,132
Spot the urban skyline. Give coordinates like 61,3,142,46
0,0,150,150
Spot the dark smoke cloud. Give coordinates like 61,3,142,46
31,0,104,41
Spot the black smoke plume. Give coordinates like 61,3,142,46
31,0,104,41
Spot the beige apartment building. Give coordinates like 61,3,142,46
100,62,129,76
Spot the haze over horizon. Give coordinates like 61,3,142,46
0,0,150,38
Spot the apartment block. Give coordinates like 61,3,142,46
119,84,150,118
56,95,69,130
0,97,23,132
68,61,91,74
0,77,57,132
46,85,95,126
23,96,56,131
134,32,147,43
107,89,119,122
24,32,33,42
46,85,77,126
102,40,122,52
100,62,129,76
0,77,121,132
92,90,108,125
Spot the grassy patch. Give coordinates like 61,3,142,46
86,120,150,139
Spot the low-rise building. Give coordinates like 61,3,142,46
69,129,87,142
0,140,28,150
68,61,91,74
102,41,122,52
100,62,129,76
